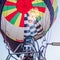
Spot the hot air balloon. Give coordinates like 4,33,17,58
0,0,58,60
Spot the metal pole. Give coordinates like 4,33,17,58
47,42,60,46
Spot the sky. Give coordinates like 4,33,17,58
0,0,60,60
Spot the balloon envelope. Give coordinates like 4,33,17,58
1,0,58,52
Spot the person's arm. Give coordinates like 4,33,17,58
0,0,6,31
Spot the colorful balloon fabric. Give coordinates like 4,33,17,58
1,0,58,42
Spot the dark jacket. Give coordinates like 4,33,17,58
0,0,6,29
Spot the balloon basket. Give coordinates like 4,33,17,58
5,36,47,60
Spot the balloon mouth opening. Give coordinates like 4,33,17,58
16,0,33,13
